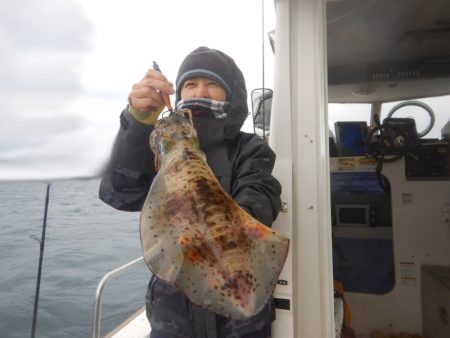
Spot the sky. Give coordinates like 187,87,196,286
0,0,275,181
1,0,448,181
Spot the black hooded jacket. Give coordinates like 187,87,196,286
99,47,282,338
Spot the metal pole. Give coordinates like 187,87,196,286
262,0,267,141
92,256,144,338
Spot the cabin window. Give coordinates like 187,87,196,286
380,96,450,139
328,103,372,137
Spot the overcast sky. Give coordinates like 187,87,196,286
0,0,275,181
1,0,448,181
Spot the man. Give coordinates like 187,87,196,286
99,46,282,338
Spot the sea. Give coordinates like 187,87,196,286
0,179,152,338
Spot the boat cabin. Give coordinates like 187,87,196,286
255,0,450,337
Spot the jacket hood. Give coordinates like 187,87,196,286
175,47,248,140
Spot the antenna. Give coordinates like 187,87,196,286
261,0,266,141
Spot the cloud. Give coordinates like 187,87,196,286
0,0,92,109
0,0,95,180
0,0,276,180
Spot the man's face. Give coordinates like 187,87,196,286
180,77,227,101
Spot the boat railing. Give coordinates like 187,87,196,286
92,256,144,338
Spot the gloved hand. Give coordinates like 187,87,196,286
127,68,174,125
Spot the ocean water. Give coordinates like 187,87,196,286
0,179,152,338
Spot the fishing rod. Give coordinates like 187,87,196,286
31,183,51,338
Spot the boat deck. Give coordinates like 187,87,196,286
105,307,150,338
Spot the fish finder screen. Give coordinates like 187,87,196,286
334,121,368,156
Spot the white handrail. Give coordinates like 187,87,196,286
92,256,144,338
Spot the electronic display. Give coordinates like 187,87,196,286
334,121,368,156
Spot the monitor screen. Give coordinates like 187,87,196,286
334,121,368,156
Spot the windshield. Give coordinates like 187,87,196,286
380,96,449,139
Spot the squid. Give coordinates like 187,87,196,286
140,109,289,320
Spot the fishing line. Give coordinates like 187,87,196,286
31,183,51,338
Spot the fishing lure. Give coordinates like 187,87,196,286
140,109,289,319
152,61,173,113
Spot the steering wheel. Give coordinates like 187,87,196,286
387,100,435,138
